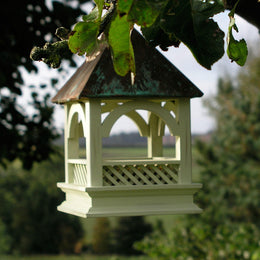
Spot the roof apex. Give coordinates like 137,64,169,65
52,30,203,104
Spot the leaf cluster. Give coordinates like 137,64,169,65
31,0,248,78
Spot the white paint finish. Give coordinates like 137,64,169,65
85,99,102,186
102,158,180,165
176,98,192,183
57,182,202,218
72,163,88,186
147,112,163,157
102,100,180,137
101,101,149,136
124,110,149,137
67,103,87,138
64,104,70,183
65,103,87,184
68,159,87,164
101,101,119,113
60,97,200,217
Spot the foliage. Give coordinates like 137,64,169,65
92,218,112,254
112,217,152,255
136,220,260,260
0,155,84,254
31,0,251,78
136,49,260,259
0,0,87,169
0,219,11,254
0,255,151,260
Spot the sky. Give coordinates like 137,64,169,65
21,10,259,135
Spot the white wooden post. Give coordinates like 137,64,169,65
148,112,163,157
64,104,70,183
176,98,192,183
85,99,102,186
65,103,80,183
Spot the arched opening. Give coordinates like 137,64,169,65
102,100,179,138
102,114,147,159
100,100,182,190
66,104,88,186
101,101,178,160
68,112,87,160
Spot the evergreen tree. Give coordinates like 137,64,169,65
113,216,152,255
136,49,260,259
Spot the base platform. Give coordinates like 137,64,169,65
57,182,202,218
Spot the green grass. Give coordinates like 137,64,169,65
102,146,175,158
79,146,175,158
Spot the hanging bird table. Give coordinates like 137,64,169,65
52,30,203,218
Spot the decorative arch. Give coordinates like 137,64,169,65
102,103,149,136
102,101,180,137
148,112,164,136
67,103,87,138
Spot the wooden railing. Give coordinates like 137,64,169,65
68,159,87,186
68,158,180,187
102,158,180,186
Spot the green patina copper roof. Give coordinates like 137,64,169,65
52,30,203,104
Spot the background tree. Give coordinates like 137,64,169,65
0,219,11,254
92,217,112,254
0,0,89,169
0,155,84,254
136,47,260,259
112,216,152,255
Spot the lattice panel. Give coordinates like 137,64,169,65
72,163,87,186
103,164,179,186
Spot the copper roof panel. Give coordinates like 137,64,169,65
52,30,203,104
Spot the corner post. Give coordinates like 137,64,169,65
64,103,70,183
176,98,192,184
85,99,102,186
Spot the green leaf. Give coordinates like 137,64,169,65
141,18,180,51
118,0,167,27
227,29,248,66
160,0,225,69
94,0,104,20
68,22,99,56
118,0,134,14
82,6,100,22
227,3,248,66
108,14,135,76
127,0,165,27
83,0,103,22
192,0,225,18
